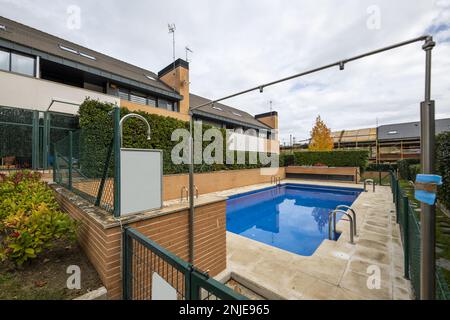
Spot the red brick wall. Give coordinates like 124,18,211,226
53,188,227,300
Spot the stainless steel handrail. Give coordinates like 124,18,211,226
335,205,357,236
364,179,376,192
194,185,199,199
328,210,355,244
181,186,188,202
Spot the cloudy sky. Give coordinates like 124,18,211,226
1,0,449,144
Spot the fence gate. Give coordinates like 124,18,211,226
122,227,247,300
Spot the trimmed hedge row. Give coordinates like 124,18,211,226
437,132,450,209
291,150,370,170
77,99,276,176
366,163,398,172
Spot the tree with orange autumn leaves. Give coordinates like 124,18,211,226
309,116,334,151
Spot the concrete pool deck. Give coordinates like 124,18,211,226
215,179,413,300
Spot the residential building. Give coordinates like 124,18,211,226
283,119,450,163
0,16,278,170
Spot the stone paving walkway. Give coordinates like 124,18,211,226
222,179,413,300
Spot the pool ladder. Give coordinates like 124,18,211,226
180,186,199,202
328,205,357,244
363,179,376,193
271,176,282,186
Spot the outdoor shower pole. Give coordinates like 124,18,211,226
420,36,436,300
113,104,121,218
188,114,195,263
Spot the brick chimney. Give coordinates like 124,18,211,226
256,111,279,153
158,59,190,115
255,111,278,130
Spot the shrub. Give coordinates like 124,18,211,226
280,153,295,167
292,150,369,171
77,99,275,176
366,163,398,172
437,132,450,209
409,164,421,182
0,171,77,265
397,159,420,181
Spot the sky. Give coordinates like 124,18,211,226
1,0,449,144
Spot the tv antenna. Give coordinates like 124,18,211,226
168,23,176,88
185,46,193,62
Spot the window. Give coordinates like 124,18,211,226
0,49,10,71
388,130,398,135
147,97,156,107
212,106,223,111
11,53,35,76
158,99,173,111
118,88,130,100
58,44,96,60
0,25,7,31
232,112,242,117
145,74,157,81
59,45,78,54
130,91,147,105
79,52,96,60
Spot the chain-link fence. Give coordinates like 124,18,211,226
54,129,114,212
391,172,450,300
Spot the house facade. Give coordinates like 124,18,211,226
0,16,278,170
331,120,450,163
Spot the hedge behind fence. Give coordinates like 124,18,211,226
292,150,369,170
397,159,421,181
437,132,450,209
77,99,276,176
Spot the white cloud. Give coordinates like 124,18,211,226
1,0,449,145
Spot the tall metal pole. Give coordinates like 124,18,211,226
113,104,121,218
420,36,436,300
188,114,195,263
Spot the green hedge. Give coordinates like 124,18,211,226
292,150,369,170
366,163,398,172
279,153,295,167
397,159,421,181
77,99,276,176
437,132,450,209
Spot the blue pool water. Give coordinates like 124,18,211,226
226,184,362,256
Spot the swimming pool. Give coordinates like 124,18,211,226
226,184,362,256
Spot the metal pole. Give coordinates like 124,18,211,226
403,195,410,280
113,105,121,218
190,36,429,111
68,131,73,190
420,36,436,300
188,114,195,263
52,143,56,183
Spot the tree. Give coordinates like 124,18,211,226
309,116,334,151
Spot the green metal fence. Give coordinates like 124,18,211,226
0,106,78,171
122,227,248,300
390,171,450,300
53,129,115,212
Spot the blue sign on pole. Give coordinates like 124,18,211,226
415,174,443,205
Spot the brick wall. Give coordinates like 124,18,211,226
71,167,286,205
53,187,227,300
